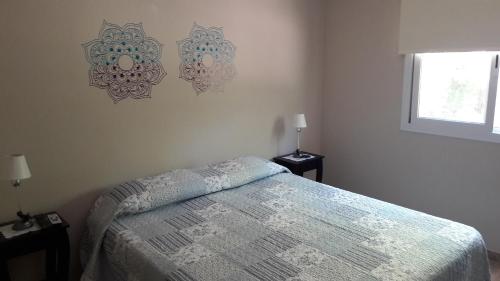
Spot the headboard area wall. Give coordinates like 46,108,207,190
0,0,325,279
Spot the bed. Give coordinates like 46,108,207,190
81,156,491,281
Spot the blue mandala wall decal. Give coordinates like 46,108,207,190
177,23,236,94
83,21,166,103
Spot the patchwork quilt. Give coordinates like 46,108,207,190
81,156,490,281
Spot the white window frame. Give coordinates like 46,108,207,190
401,53,500,143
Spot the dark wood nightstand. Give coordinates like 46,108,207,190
0,212,69,281
273,152,325,182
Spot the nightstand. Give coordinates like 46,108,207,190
0,212,69,281
273,152,325,182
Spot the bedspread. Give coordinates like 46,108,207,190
81,156,490,281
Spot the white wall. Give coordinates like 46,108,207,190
3,1,499,280
323,0,500,252
0,1,325,279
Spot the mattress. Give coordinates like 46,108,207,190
81,156,490,281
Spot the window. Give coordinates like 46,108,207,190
401,51,500,143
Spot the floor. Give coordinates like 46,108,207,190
491,252,500,281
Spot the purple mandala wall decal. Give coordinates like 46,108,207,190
177,23,236,95
83,21,166,103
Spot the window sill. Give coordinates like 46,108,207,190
401,122,500,144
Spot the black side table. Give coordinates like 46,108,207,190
273,152,325,182
0,212,70,281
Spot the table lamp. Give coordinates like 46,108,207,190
5,154,34,230
294,114,308,158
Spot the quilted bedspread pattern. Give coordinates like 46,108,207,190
81,156,490,281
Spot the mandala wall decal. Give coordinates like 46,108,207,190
83,21,166,103
177,23,236,94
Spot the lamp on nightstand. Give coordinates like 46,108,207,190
3,154,34,231
293,114,308,158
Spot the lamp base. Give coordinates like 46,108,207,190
294,149,311,159
11,211,34,231
12,218,34,231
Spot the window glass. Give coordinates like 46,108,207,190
417,52,492,124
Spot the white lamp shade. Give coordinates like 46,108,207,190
8,154,31,181
294,114,307,128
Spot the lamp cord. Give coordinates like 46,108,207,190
13,180,24,214
16,187,24,214
297,128,302,153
